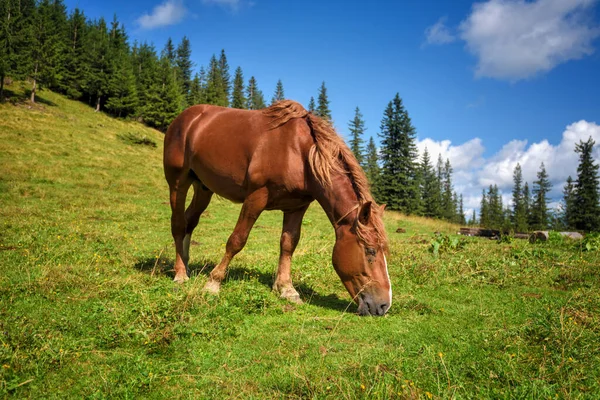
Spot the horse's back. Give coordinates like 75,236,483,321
164,105,314,205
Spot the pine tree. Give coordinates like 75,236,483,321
420,148,441,218
364,136,381,199
176,36,193,106
0,0,37,100
308,96,315,113
59,7,87,99
230,66,245,109
573,137,600,231
530,162,552,230
205,54,227,106
143,54,183,130
348,107,366,166
104,17,137,117
28,0,67,102
561,176,575,229
523,181,531,225
378,93,419,213
270,79,284,105
245,76,265,110
83,17,110,111
486,184,504,229
459,194,466,225
470,209,477,226
480,188,489,227
188,72,202,105
316,81,331,121
218,49,230,106
164,37,175,65
441,158,455,220
132,42,159,118
511,163,528,232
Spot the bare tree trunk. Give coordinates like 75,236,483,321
31,63,38,103
95,95,101,112
0,74,5,102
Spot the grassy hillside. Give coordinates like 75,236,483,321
1,83,599,398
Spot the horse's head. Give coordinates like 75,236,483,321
332,202,391,316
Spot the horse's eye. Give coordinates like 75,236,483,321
366,247,376,257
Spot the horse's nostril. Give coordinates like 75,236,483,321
377,302,389,316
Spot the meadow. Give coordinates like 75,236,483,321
1,84,599,399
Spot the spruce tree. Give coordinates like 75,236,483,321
512,163,528,232
348,107,366,166
562,176,575,229
378,93,419,213
132,42,160,119
270,79,284,105
245,76,265,110
420,148,441,218
0,0,37,100
573,137,600,231
164,37,175,65
83,17,110,111
28,0,67,102
523,182,531,225
316,81,331,121
205,54,227,106
176,36,193,106
104,17,137,117
188,72,202,105
459,194,466,225
441,158,455,220
308,96,315,113
231,66,245,109
218,49,230,106
364,136,381,200
531,162,552,230
480,189,489,227
60,8,87,99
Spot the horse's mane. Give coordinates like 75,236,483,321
263,100,388,250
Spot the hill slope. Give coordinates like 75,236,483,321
1,84,599,398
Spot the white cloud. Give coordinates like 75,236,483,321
459,0,600,81
418,120,600,211
136,0,187,29
424,17,456,45
202,0,243,11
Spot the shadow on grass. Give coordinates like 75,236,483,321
133,256,354,313
1,88,57,107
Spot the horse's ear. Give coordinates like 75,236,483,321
379,204,386,213
357,202,372,225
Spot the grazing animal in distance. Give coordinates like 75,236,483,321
163,100,391,316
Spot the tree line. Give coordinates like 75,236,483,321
478,138,600,232
347,94,466,224
0,0,336,131
3,1,598,232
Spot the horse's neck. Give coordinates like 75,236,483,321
312,170,360,227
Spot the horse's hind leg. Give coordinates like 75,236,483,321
273,206,308,304
203,188,268,294
182,182,213,269
168,172,194,283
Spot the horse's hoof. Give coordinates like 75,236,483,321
279,287,303,304
173,275,189,283
202,280,221,295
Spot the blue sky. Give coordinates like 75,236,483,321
64,0,600,213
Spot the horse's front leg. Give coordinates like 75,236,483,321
203,188,268,294
273,205,309,304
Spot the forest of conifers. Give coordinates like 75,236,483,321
1,0,598,232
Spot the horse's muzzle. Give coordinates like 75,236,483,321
357,294,390,316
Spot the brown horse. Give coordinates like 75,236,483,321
163,100,391,316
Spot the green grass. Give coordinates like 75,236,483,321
1,83,600,398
